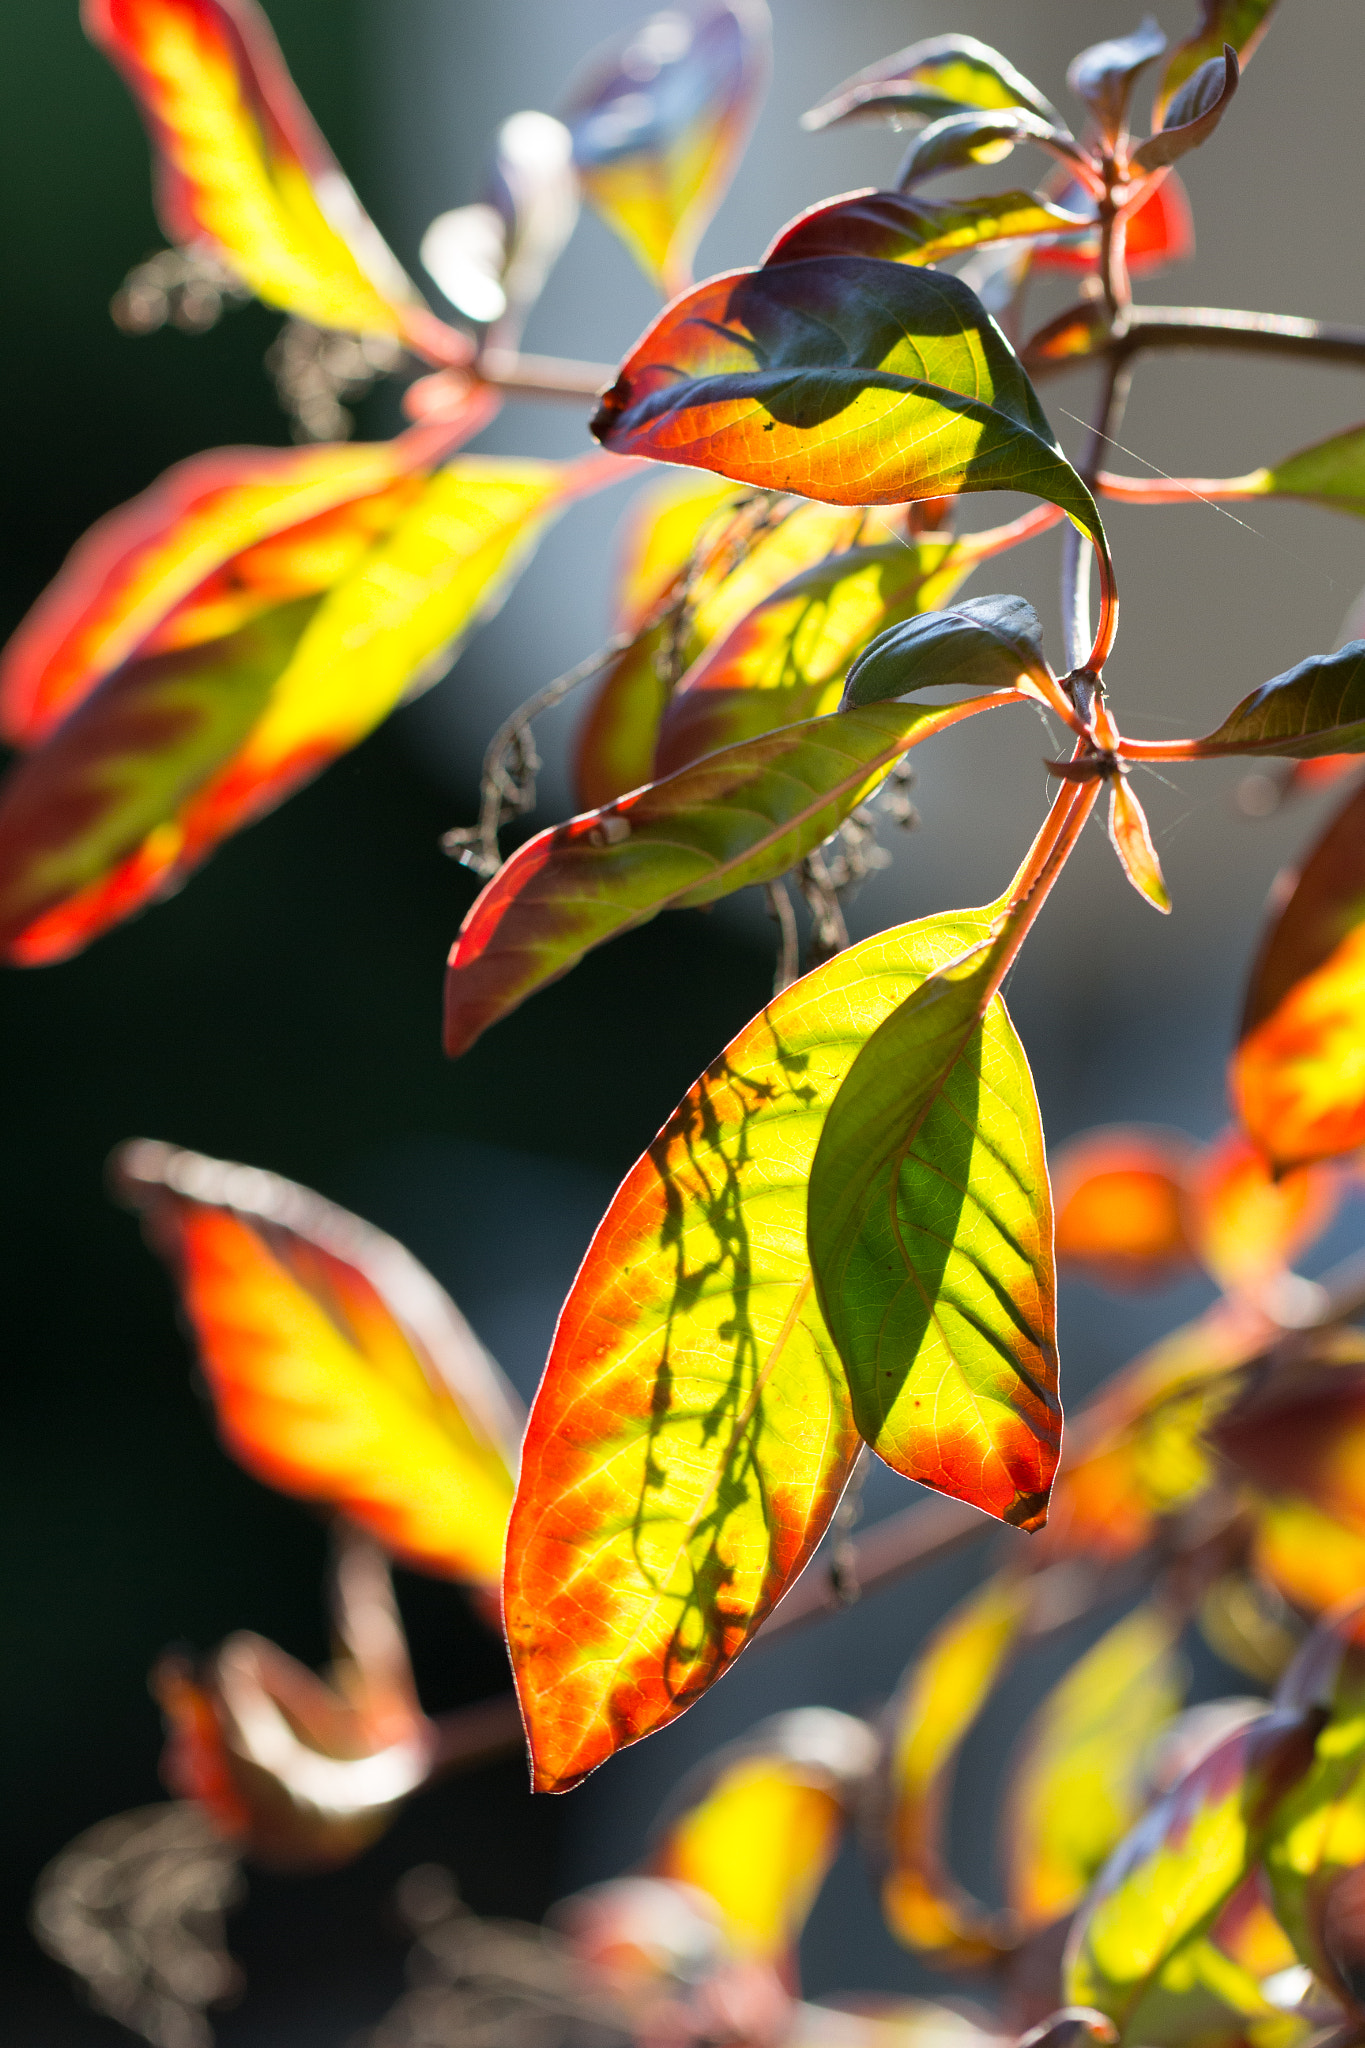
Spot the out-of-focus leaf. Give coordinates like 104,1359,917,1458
1253,1495,1365,1619
575,489,864,809
806,894,1061,1530
420,111,578,342
1005,1605,1184,1931
1215,1356,1365,1580
0,452,607,961
897,110,1082,190
882,1575,1028,1962
1183,1129,1339,1297
1063,1705,1320,2036
155,1536,436,1869
1153,2,1279,128
1034,173,1194,278
445,691,1025,1058
501,906,1010,1792
591,259,1111,573
1067,21,1167,141
763,189,1087,269
1234,780,1365,1169
802,34,1059,133
562,1,771,297
114,1140,522,1585
842,593,1069,717
82,0,460,356
1198,1574,1302,1688
1052,1126,1196,1291
1133,48,1240,173
651,1709,878,1963
1109,777,1171,914
655,530,977,776
0,415,482,747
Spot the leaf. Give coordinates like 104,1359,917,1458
806,907,1061,1530
82,0,458,355
1067,21,1168,142
1233,780,1365,1169
113,1139,522,1585
0,414,484,747
1052,1126,1197,1291
575,488,864,810
0,454,610,961
650,1709,878,1961
1063,1705,1320,2036
1034,173,1194,279
1182,1129,1339,1295
420,111,577,341
502,905,1009,1792
763,190,1089,270
1214,1355,1365,1552
1153,2,1279,128
1251,1495,1365,1619
881,1574,1028,1962
841,593,1067,715
445,692,1022,1059
1160,644,1365,763
561,0,771,297
655,532,977,777
154,1540,435,1875
1132,49,1240,174
1005,1605,1184,1932
1109,778,1171,913
591,258,1111,574
802,34,1060,133
154,1536,436,1869
897,111,1081,190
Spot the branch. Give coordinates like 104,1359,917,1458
477,347,615,402
1026,303,1365,381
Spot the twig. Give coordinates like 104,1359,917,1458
476,347,616,401
764,880,801,994
1027,303,1365,382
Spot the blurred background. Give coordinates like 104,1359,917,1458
4,0,1365,2039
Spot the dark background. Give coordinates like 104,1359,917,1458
3,1,1364,2041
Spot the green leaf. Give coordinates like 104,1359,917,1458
1132,48,1239,172
1153,2,1278,127
806,917,1061,1531
841,595,1060,711
591,259,1112,578
1194,643,1365,760
802,34,1060,133
1259,424,1365,516
1005,1605,1184,1931
1063,1706,1320,2035
1067,21,1167,142
445,692,1024,1057
763,189,1091,271
897,110,1077,189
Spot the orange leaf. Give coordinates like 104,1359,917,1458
115,1140,522,1585
1183,1127,1339,1298
1052,1126,1197,1291
1108,777,1171,912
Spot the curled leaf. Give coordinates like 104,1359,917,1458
562,1,771,297
445,693,1023,1058
502,907,1011,1791
82,0,460,356
1052,1126,1197,1291
114,1139,521,1585
1133,48,1240,173
802,34,1059,134
1067,21,1167,143
764,189,1089,271
841,593,1068,718
1108,777,1171,914
1153,2,1278,128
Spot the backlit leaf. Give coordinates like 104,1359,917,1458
1033,172,1194,279
1233,780,1365,1168
1109,777,1171,914
1133,48,1240,173
806,899,1061,1530
0,453,608,961
842,593,1067,716
882,1574,1028,1962
0,414,483,747
802,35,1059,134
502,905,1010,1791
591,258,1111,574
1215,1355,1365,1557
1052,1126,1196,1292
1153,2,1279,128
1183,1129,1339,1295
82,0,460,355
655,530,977,777
155,1536,436,1869
420,111,577,341
1067,21,1167,143
114,1139,521,1585
562,1,771,297
651,1709,878,1962
1252,1495,1365,1619
897,111,1081,191
763,190,1088,271
1063,1706,1319,2035
1134,644,1365,764
1005,1605,1184,1931
445,692,1024,1058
